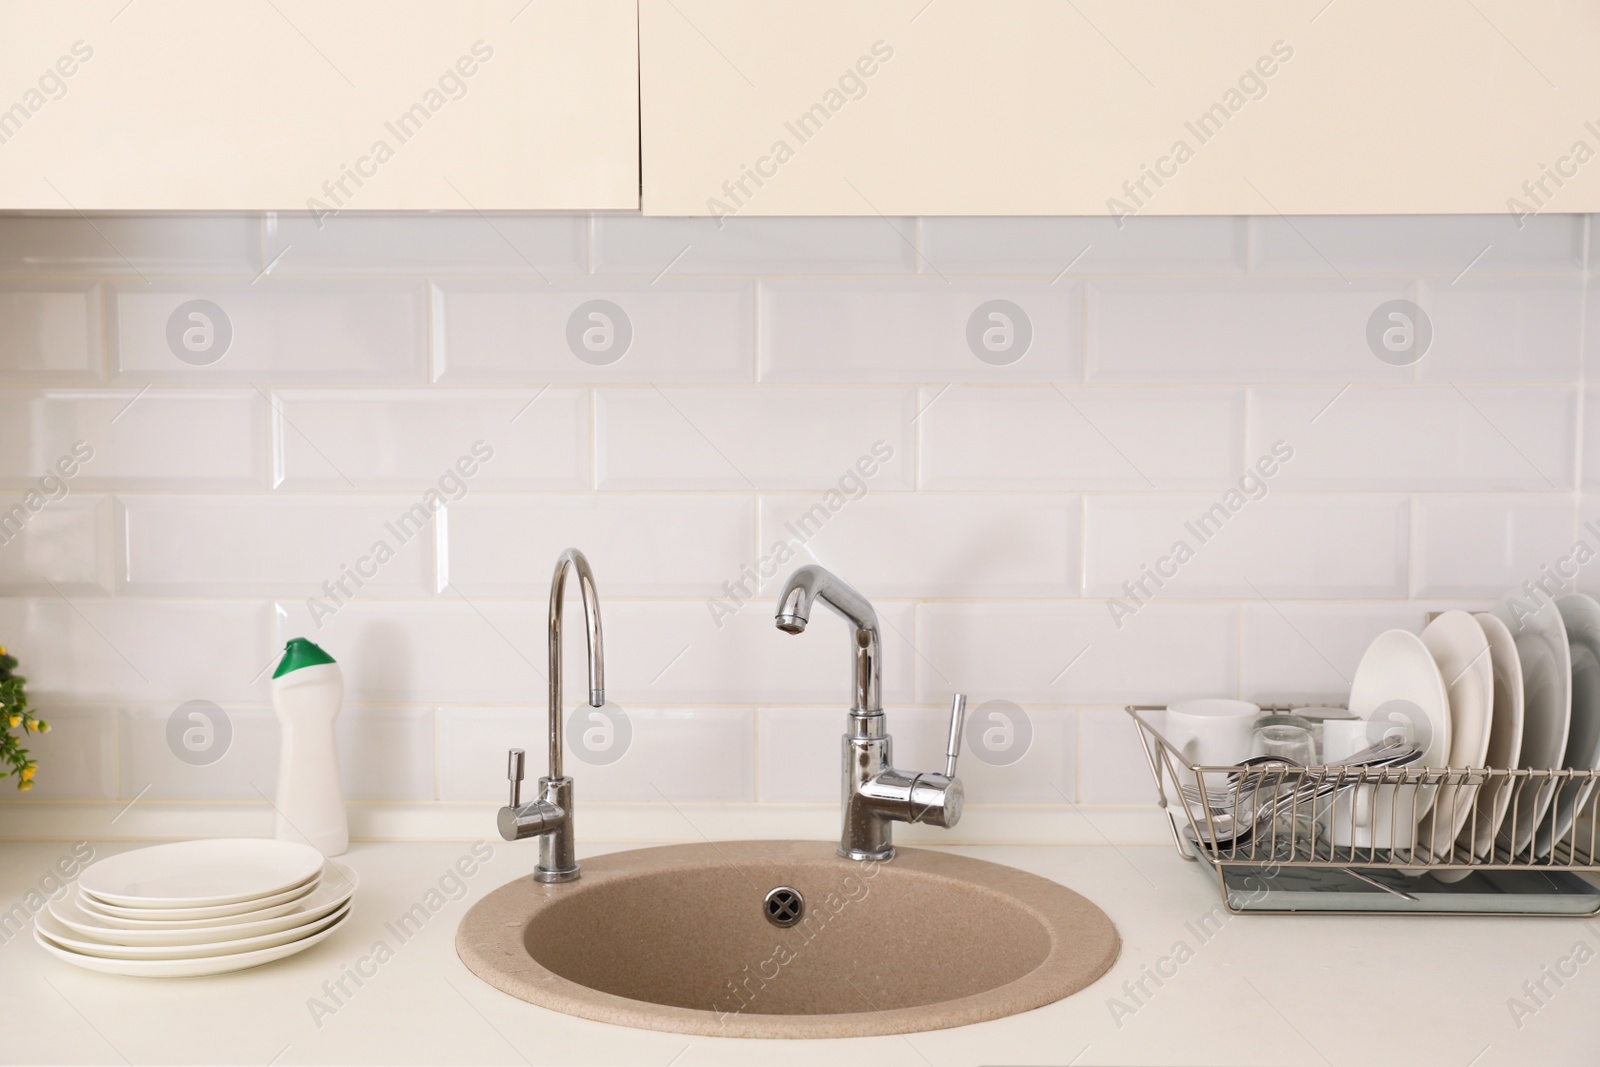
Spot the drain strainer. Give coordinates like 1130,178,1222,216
763,886,804,927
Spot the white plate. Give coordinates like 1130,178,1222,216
49,863,356,946
79,839,325,909
36,901,350,961
78,872,319,922
1416,611,1494,864
33,906,349,978
1492,595,1572,855
1345,629,1451,850
1456,612,1525,860
1536,594,1600,858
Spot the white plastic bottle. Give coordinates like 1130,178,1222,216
270,638,348,857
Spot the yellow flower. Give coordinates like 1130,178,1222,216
6,715,17,728
25,720,39,732
0,645,7,655
20,765,35,781
17,780,32,793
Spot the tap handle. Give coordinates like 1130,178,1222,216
507,748,525,808
944,693,967,778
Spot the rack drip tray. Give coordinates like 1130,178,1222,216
1219,866,1600,915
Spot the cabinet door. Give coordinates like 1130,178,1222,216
640,0,1600,215
0,0,638,210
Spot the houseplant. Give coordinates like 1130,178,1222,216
1,647,47,791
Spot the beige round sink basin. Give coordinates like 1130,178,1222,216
456,840,1119,1039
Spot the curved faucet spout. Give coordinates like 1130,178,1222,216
774,564,880,713
550,548,605,780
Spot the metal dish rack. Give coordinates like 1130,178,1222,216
1127,705,1600,915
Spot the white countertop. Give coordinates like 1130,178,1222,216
3,838,1595,1067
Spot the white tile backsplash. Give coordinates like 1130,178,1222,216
274,388,588,490
119,495,437,596
1250,385,1577,491
0,388,270,489
759,280,1080,382
0,493,109,594
0,215,261,275
0,213,1589,830
594,216,917,275
920,216,1248,275
111,281,429,382
264,213,587,276
1086,278,1417,382
1084,494,1409,599
435,279,754,383
0,283,100,380
596,386,915,490
1412,495,1577,599
448,494,755,597
758,493,1080,598
917,386,1246,490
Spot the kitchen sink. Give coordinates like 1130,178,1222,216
456,840,1120,1038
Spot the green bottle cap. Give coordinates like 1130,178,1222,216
273,637,337,678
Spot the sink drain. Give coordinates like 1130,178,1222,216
763,886,804,928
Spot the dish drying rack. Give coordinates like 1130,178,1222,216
1126,706,1600,915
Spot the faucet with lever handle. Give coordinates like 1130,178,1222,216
773,563,967,861
496,547,605,883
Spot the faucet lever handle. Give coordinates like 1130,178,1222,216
944,693,967,778
507,747,526,808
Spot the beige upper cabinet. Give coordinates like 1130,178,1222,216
640,0,1600,216
0,0,638,211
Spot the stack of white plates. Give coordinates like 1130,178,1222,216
34,839,355,977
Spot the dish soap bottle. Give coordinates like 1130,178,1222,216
271,637,347,857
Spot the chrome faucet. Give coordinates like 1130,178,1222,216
774,564,966,861
497,547,605,883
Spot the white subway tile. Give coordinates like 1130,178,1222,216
0,599,274,704
263,214,586,275
756,708,844,803
597,387,914,490
0,215,260,274
1584,394,1600,490
915,602,1238,705
1415,277,1584,382
338,706,435,801
1084,494,1409,599
1241,602,1446,705
899,703,1076,804
120,496,436,597
449,495,754,597
1249,215,1585,274
111,281,427,382
1590,278,1600,374
594,216,916,274
758,494,1079,598
1568,500,1600,605
760,280,1080,383
0,389,269,489
275,599,916,707
0,706,116,801
439,706,754,803
1412,495,1576,599
0,283,100,380
1250,386,1577,491
1086,278,1416,382
0,494,109,594
918,386,1246,490
1078,708,1160,805
921,216,1247,274
434,280,753,383
275,389,588,490
119,704,277,800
